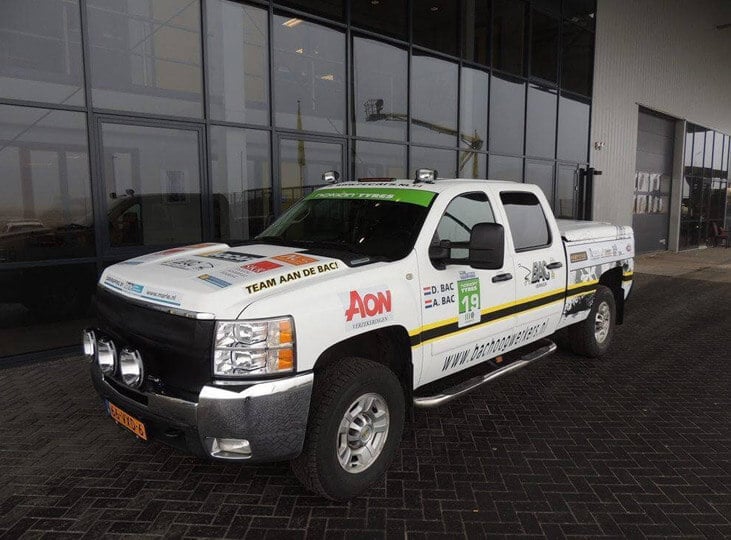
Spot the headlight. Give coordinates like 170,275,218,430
213,317,295,377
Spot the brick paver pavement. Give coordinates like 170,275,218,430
1,273,729,538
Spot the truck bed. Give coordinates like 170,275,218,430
557,219,633,244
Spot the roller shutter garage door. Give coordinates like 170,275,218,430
633,108,675,253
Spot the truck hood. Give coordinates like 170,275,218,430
99,243,347,317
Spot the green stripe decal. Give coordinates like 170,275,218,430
307,187,436,207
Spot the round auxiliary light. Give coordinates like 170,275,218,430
119,348,143,388
82,329,96,358
96,338,117,375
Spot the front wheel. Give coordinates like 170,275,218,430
290,358,405,500
567,285,616,358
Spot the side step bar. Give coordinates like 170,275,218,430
413,339,557,408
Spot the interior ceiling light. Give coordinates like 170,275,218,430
295,48,304,54
430,6,439,12
282,18,302,28
320,74,334,81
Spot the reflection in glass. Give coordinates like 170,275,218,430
556,164,578,218
530,10,559,83
353,38,407,141
489,74,525,155
722,136,730,175
564,0,596,29
353,141,406,180
411,55,458,146
684,124,694,167
489,154,523,181
561,23,593,96
411,146,456,179
279,139,342,210
462,0,490,65
0,106,93,262
526,84,557,159
100,123,202,247
412,0,458,56
492,0,525,75
210,127,271,242
712,131,724,173
525,159,555,205
273,15,345,134
460,68,489,154
458,153,486,179
704,130,714,171
206,0,269,125
0,263,97,357
0,0,85,105
351,0,407,39
557,96,589,163
692,127,705,168
86,0,203,117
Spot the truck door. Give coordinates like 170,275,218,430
498,189,567,341
417,191,516,386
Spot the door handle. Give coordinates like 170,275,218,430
546,261,563,269
492,273,513,283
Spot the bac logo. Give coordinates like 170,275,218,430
345,289,392,322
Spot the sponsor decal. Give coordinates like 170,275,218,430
306,187,436,207
161,258,215,272
518,260,552,287
570,251,588,263
422,282,455,309
245,262,340,294
441,320,547,372
457,277,480,328
203,251,263,263
242,260,283,273
564,292,595,316
198,274,232,289
272,253,319,266
343,287,393,329
103,274,181,306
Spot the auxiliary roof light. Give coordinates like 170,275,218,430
415,168,437,182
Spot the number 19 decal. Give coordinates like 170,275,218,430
457,277,481,328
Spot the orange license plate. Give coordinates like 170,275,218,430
107,401,147,441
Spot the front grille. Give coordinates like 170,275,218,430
95,287,215,401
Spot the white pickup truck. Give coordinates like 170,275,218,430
85,173,634,500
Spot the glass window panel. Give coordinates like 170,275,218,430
684,124,694,168
462,0,490,65
206,0,269,125
353,140,406,179
411,146,456,179
273,16,345,134
557,96,589,163
534,0,561,15
460,68,489,153
530,10,559,83
563,0,596,30
87,0,203,117
412,0,458,56
279,138,343,210
458,152,487,179
276,0,343,21
561,23,593,96
704,130,714,171
692,128,705,168
351,0,407,40
489,154,523,181
525,159,555,204
209,126,271,243
410,55,458,146
556,164,578,218
722,135,729,175
353,37,407,141
492,0,525,75
489,74,525,155
712,131,724,173
0,0,84,106
0,106,93,262
0,263,97,356
500,191,551,250
100,122,202,247
526,84,557,159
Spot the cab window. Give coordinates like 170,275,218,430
434,192,495,260
499,191,551,251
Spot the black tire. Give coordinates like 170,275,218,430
290,357,405,500
567,285,616,358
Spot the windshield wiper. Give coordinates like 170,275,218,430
297,239,364,254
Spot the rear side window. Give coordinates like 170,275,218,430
499,191,551,251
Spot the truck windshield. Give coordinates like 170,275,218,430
257,195,432,261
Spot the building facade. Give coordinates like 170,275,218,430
0,0,726,360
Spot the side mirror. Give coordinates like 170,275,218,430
469,222,504,270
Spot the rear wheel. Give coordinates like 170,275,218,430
290,357,405,500
568,285,616,358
